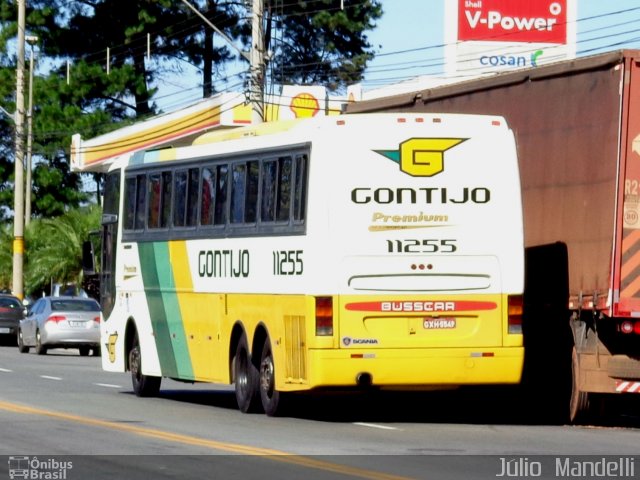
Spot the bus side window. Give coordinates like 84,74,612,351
293,154,308,222
277,156,292,222
231,163,246,224
214,164,228,225
261,160,277,222
245,161,259,224
160,171,172,228
174,170,187,227
134,174,146,230
201,166,215,226
147,173,161,229
123,177,137,230
186,167,200,227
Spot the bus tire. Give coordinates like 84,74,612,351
259,337,287,416
234,335,261,413
129,333,161,397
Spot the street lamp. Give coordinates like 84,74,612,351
24,35,37,226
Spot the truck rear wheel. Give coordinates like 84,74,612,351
569,347,601,424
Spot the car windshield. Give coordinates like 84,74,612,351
0,297,22,310
51,300,100,312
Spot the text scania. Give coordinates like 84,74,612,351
198,250,249,278
351,187,490,205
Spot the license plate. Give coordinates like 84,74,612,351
69,321,85,327
423,318,456,329
0,327,10,334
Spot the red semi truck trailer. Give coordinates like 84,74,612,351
346,50,640,423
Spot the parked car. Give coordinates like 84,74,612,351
0,294,26,345
18,296,101,356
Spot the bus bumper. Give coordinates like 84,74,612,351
282,347,524,391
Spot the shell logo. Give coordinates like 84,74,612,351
290,93,320,118
375,138,468,177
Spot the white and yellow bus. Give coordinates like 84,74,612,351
97,113,525,416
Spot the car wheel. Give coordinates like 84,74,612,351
17,329,29,354
35,330,47,355
78,346,90,356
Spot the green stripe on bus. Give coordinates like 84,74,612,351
153,242,194,380
138,242,180,378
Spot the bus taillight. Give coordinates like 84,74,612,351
315,297,333,336
508,295,523,334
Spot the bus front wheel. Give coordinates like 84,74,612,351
129,333,161,397
259,337,288,416
234,335,261,413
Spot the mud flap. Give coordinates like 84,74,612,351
520,242,573,423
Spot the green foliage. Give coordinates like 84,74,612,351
24,204,101,296
266,0,382,90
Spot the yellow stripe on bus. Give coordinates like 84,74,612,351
169,241,213,380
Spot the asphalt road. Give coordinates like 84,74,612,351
0,343,639,480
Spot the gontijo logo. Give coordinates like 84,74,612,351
375,138,467,177
458,0,567,44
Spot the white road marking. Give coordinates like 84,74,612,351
40,375,62,381
353,422,399,431
0,368,12,373
94,383,123,389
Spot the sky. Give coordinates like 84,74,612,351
157,1,640,111
362,0,640,90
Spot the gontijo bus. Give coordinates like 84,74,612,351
96,113,525,416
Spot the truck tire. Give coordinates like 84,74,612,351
569,347,603,424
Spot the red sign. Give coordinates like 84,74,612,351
345,301,497,313
458,0,567,44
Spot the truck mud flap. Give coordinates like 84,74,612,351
520,242,573,422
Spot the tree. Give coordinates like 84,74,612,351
24,204,101,297
264,0,382,91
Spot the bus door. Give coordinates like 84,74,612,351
100,171,121,318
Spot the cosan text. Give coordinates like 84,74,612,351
351,187,490,205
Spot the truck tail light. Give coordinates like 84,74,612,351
620,321,640,334
315,297,333,336
508,295,523,334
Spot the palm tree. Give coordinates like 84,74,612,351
25,204,101,297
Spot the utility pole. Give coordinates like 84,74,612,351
179,0,265,123
25,35,37,227
12,0,26,300
250,0,265,124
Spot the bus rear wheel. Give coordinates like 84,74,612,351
259,337,288,416
129,333,161,397
234,335,261,413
